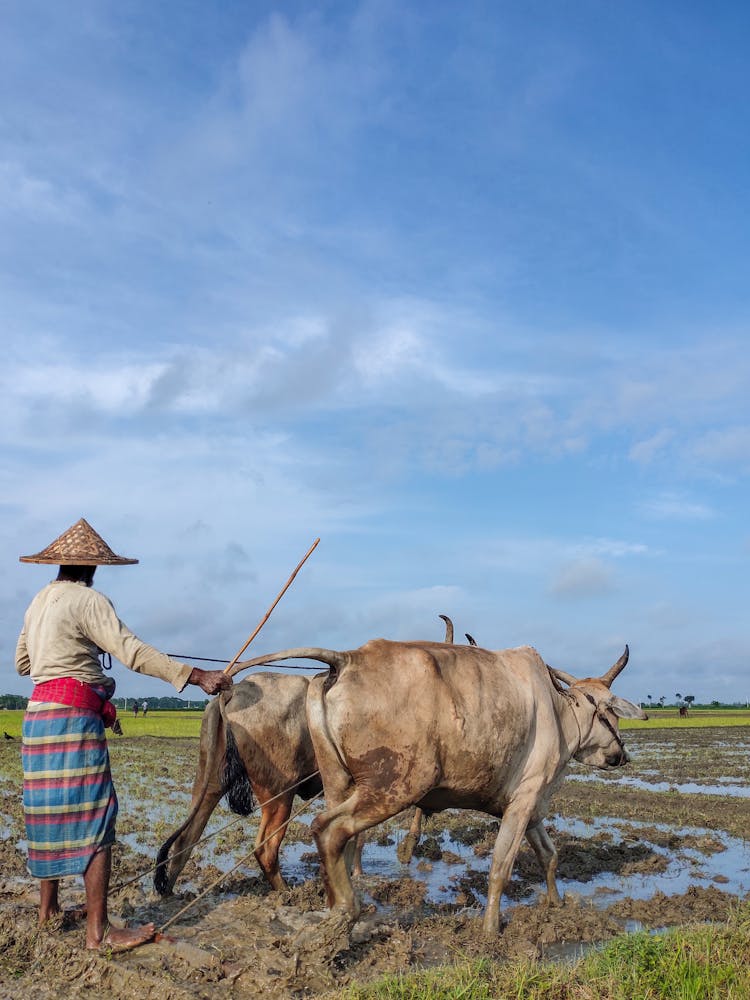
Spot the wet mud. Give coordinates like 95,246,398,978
1,726,748,997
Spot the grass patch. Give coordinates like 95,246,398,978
621,710,750,731
0,708,204,739
2,707,748,741
341,904,750,999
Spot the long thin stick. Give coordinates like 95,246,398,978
223,537,320,675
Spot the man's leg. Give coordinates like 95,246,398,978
39,879,60,924
84,846,155,950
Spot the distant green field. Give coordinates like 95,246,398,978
2,706,749,740
0,709,205,740
621,708,750,730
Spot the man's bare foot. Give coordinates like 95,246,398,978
39,907,61,928
87,921,156,952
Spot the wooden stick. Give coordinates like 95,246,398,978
223,538,320,674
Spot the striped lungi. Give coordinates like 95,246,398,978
22,701,118,879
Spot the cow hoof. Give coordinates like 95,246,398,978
291,910,353,960
396,833,419,865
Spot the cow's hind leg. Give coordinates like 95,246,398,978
254,792,294,891
525,820,561,906
312,788,407,920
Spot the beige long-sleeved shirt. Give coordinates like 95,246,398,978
15,580,193,698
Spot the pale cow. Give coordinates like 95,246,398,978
234,640,645,935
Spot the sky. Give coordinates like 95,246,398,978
1,1,749,705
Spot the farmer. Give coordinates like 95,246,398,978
15,517,233,951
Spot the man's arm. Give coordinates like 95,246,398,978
15,628,31,676
83,591,232,693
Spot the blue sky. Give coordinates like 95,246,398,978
2,1,749,704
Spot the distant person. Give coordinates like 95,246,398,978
133,700,139,717
15,517,233,952
141,700,148,717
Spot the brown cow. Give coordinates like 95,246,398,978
234,640,645,936
154,672,322,894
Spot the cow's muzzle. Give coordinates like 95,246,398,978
605,747,629,767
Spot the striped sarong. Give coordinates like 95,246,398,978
22,701,118,879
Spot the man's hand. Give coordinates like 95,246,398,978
188,668,234,695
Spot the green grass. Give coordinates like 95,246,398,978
341,904,750,999
622,709,750,730
0,708,205,740
2,707,749,740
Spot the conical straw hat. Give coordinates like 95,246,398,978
19,518,139,565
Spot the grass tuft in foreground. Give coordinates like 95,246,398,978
341,903,750,999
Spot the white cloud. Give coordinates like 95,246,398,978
639,492,715,521
629,428,675,464
690,426,750,467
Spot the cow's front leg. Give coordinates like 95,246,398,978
396,806,424,865
484,801,534,935
525,820,561,906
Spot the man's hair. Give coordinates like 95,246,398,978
56,565,96,586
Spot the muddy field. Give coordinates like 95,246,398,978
1,725,749,998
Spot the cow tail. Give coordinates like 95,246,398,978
219,696,255,816
306,670,349,775
154,693,227,894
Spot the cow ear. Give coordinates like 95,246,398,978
608,695,648,720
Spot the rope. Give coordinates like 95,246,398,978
158,789,325,934
167,654,231,664
167,653,320,671
109,770,321,895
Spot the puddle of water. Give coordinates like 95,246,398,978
546,815,750,903
274,814,750,911
565,773,750,798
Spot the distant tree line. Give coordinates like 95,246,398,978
642,695,749,710
0,694,28,709
114,695,208,710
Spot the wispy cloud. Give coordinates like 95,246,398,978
639,492,715,521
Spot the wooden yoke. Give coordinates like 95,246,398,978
222,538,320,675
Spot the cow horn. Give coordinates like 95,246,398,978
465,633,477,646
599,645,630,688
439,614,454,644
230,647,348,677
548,667,577,687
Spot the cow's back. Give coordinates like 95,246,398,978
317,640,561,811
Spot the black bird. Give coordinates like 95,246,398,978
3,731,14,740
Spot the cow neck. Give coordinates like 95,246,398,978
556,686,586,756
